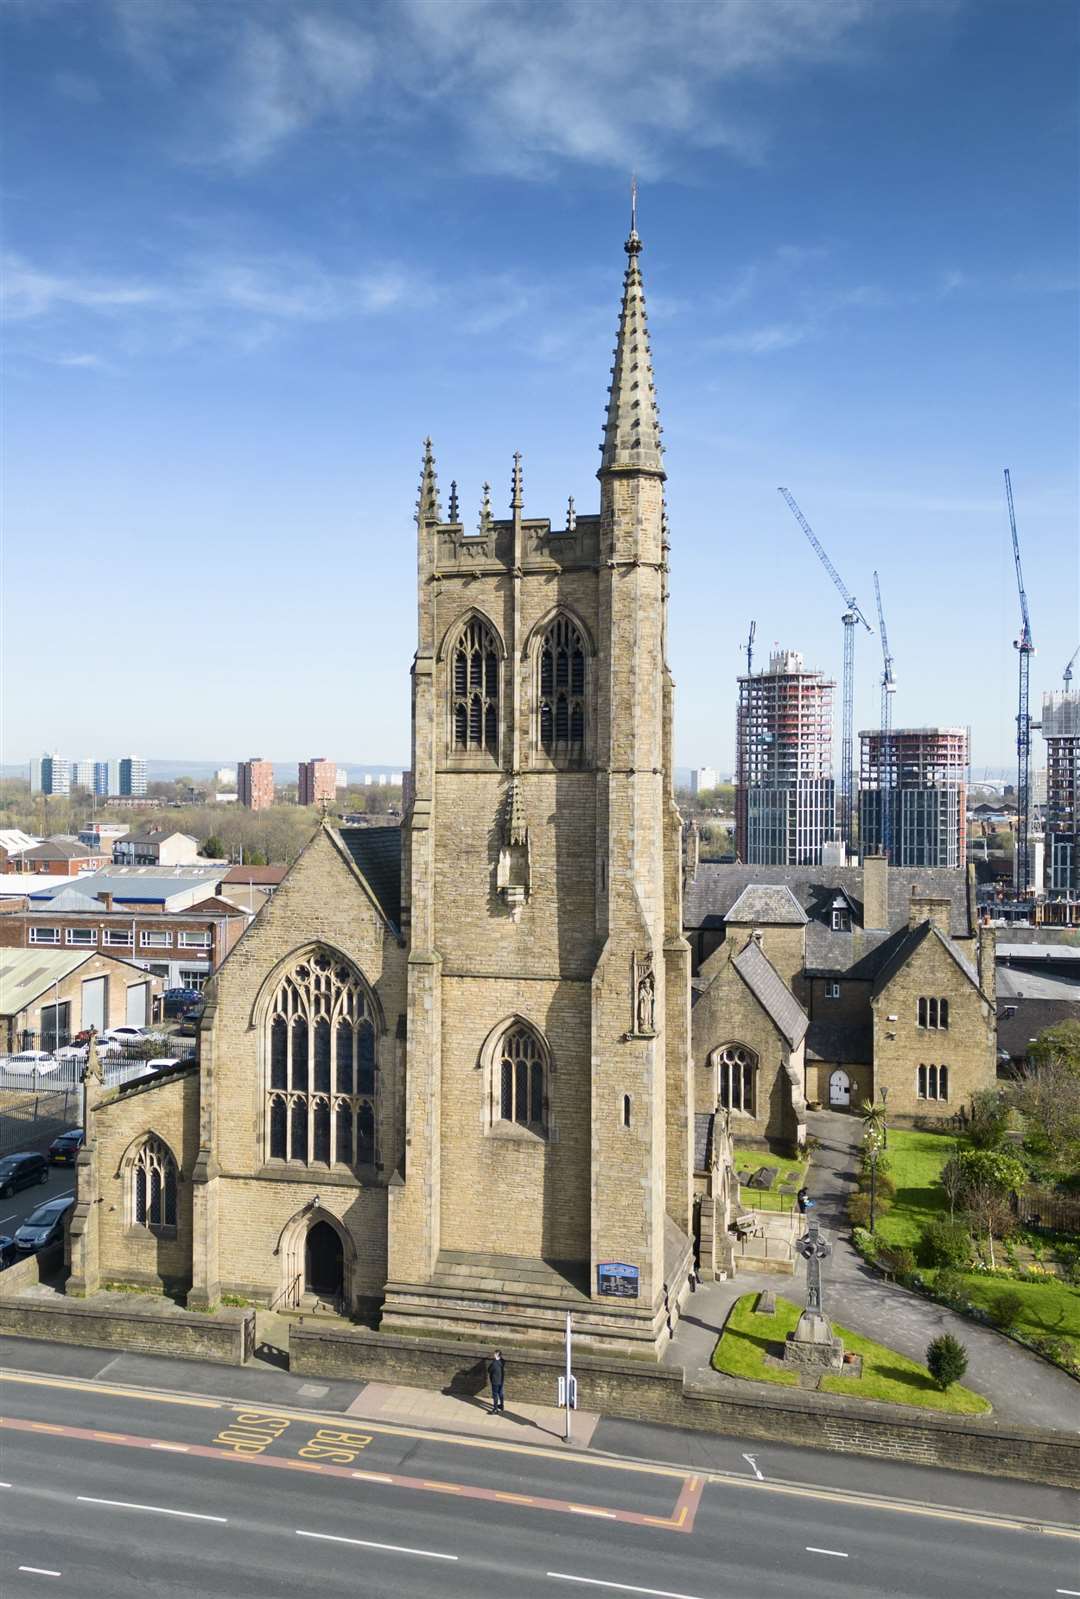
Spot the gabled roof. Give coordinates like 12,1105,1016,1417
335,826,402,932
183,895,252,917
997,997,1080,1061
871,920,981,998
222,866,288,886
726,884,808,926
732,938,809,1048
805,1020,873,1065
0,948,94,1010
14,839,98,862
26,888,104,913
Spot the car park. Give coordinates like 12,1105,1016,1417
99,1025,146,1044
0,1152,49,1198
14,1195,75,1254
1,1050,55,1073
48,1129,85,1164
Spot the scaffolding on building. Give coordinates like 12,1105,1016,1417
736,649,836,866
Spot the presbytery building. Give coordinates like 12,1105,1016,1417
69,218,699,1357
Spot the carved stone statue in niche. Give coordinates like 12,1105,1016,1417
632,950,656,1036
496,778,531,919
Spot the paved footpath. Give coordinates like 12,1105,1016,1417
666,1110,1080,1432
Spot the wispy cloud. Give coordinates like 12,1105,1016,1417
92,0,918,176
49,352,108,368
713,322,813,354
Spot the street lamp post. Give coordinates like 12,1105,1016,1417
880,1086,889,1150
868,1139,879,1233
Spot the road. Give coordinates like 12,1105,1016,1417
0,1156,76,1239
0,1349,1076,1598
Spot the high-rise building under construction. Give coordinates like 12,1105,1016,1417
1042,692,1079,899
736,649,835,865
858,727,968,868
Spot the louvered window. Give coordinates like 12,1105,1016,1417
451,618,500,754
538,616,586,760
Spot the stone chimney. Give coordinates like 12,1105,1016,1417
862,853,888,930
977,922,996,1002
908,888,952,935
98,892,112,912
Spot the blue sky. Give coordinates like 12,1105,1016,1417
3,0,1077,774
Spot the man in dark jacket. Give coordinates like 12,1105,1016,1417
488,1350,505,1413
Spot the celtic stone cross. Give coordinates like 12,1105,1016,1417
795,1216,832,1314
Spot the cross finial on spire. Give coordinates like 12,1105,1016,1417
511,451,523,511
566,495,576,532
448,479,460,523
626,172,641,257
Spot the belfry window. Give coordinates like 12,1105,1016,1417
131,1136,178,1231
494,1024,547,1134
266,951,378,1169
538,616,586,759
452,618,500,754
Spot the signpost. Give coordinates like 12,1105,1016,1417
557,1311,578,1441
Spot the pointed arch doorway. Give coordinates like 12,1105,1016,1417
305,1220,344,1300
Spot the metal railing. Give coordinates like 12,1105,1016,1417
270,1273,302,1312
0,1088,79,1154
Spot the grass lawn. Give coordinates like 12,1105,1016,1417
934,1273,1080,1354
711,1293,990,1415
872,1128,958,1250
734,1151,808,1211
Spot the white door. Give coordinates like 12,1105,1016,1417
829,1070,851,1107
82,976,107,1032
126,983,148,1027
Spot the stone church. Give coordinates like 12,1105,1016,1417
69,217,701,1357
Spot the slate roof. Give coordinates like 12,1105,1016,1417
997,998,1080,1062
726,884,808,926
336,826,402,931
694,1111,715,1172
14,840,98,862
684,863,972,977
997,967,1080,1002
805,1020,873,1065
732,938,809,1047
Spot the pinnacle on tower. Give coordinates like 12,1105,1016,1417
416,437,442,524
511,451,523,511
598,197,664,479
478,481,492,533
448,479,460,523
566,495,576,532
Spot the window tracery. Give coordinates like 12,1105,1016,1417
714,1044,756,1116
451,617,500,755
538,616,586,759
492,1023,547,1134
266,951,378,1168
131,1136,178,1231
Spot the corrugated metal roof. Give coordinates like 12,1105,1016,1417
732,938,809,1048
0,949,93,1012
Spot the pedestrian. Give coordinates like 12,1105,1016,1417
797,1186,809,1215
488,1349,505,1414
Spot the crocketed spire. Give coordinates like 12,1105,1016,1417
416,437,442,524
598,214,664,478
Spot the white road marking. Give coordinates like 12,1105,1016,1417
351,1471,395,1483
77,1495,226,1522
1055,1590,1080,1595
741,1452,764,1480
0,1213,17,1224
150,1443,190,1452
0,1482,12,1488
807,1546,849,1558
568,1505,617,1518
296,1529,456,1561
18,1569,61,1578
547,1576,708,1599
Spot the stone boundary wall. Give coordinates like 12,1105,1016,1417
291,1322,1080,1490
0,1285,251,1366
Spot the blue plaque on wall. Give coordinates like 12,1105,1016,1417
597,1261,639,1298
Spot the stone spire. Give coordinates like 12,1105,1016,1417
598,198,664,479
416,437,442,524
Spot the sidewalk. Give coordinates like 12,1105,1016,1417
350,1379,599,1446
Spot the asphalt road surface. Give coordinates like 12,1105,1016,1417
0,1156,75,1238
0,1354,1076,1599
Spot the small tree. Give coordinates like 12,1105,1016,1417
940,1155,966,1221
201,834,226,858
926,1333,968,1391
991,1290,1023,1332
967,1089,1009,1150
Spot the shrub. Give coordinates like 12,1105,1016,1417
857,1169,897,1200
933,1269,967,1305
859,1148,892,1178
880,1243,916,1278
851,1226,877,1260
991,1290,1024,1331
919,1219,976,1271
926,1333,969,1390
847,1191,890,1228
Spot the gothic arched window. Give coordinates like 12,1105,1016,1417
538,616,586,760
265,951,378,1169
492,1023,548,1134
131,1136,178,1231
451,616,500,755
714,1044,757,1116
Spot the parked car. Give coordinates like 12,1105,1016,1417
164,987,203,1018
0,1152,49,1198
0,1235,17,1269
14,1195,75,1254
99,1026,146,1044
175,1016,203,1037
48,1129,85,1165
1,1051,55,1072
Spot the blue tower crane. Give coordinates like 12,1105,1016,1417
873,571,897,859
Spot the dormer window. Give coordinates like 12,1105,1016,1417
831,907,851,932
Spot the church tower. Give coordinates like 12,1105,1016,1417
384,211,693,1355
